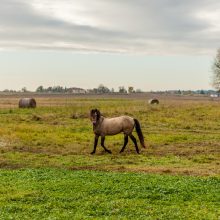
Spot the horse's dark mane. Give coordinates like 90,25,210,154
96,109,101,121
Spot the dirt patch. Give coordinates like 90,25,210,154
71,165,219,177
0,161,24,169
148,143,220,157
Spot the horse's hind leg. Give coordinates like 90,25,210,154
101,136,112,154
129,134,140,154
120,135,128,153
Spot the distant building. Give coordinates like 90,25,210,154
68,87,86,94
210,94,220,98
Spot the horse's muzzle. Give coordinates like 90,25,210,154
92,121,97,125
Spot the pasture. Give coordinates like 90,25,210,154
0,93,219,219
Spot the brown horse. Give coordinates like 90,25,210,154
90,109,146,154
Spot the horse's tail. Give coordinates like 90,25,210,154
134,119,146,148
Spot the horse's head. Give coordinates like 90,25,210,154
90,109,101,125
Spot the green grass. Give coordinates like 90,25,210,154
0,169,219,220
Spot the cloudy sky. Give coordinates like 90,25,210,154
1,0,220,91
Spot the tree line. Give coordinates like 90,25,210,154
34,85,142,94
1,85,142,94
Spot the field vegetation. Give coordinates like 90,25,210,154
0,94,219,219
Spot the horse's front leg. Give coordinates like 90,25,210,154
91,134,99,154
101,136,112,154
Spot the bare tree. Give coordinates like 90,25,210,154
212,48,220,91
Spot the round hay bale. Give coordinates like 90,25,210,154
18,98,37,108
148,98,159,105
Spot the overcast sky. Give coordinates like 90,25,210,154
1,0,220,91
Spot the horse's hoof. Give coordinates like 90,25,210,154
90,151,95,155
107,150,112,154
119,151,124,153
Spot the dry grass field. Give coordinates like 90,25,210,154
0,93,219,176
0,93,219,219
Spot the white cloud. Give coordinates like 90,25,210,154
0,0,220,55
31,0,98,27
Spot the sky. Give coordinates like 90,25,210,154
0,0,220,91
